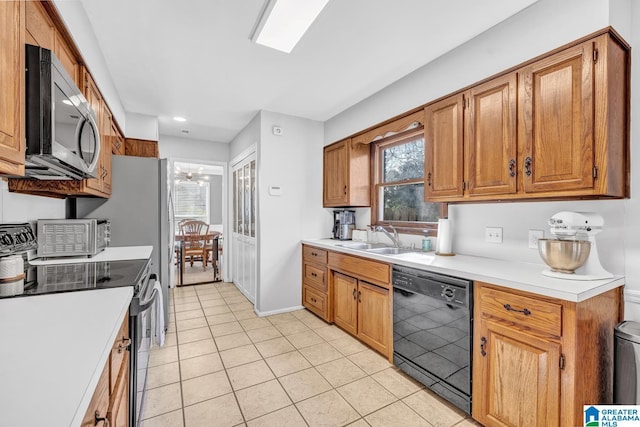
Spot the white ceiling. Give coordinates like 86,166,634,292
79,0,538,143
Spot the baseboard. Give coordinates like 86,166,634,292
624,289,640,305
255,305,305,317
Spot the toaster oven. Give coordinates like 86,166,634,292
37,219,110,258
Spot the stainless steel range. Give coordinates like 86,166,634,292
392,265,473,414
0,223,157,427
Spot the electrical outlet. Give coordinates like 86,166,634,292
528,229,544,249
485,227,503,243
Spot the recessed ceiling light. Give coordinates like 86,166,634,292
173,116,187,122
250,0,330,53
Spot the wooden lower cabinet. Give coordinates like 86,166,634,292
301,245,330,321
356,281,390,356
333,272,358,336
332,270,391,358
82,313,130,427
302,245,392,360
473,318,561,427
472,281,622,427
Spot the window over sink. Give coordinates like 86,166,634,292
372,127,445,233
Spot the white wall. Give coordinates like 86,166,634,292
126,113,158,141
0,181,65,223
158,135,229,163
324,0,640,314
229,113,261,161
256,111,325,314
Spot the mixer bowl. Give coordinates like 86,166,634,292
538,239,591,274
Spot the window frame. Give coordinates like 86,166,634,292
173,180,211,229
370,127,447,235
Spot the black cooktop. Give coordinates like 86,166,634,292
0,258,150,299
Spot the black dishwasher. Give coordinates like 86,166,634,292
392,265,473,414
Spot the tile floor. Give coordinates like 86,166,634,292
140,282,480,427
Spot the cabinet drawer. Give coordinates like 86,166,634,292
328,252,390,287
478,285,562,337
303,246,328,264
304,262,326,291
110,314,129,393
303,285,328,321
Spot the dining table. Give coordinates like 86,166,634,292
174,232,221,286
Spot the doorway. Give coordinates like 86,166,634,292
171,159,226,286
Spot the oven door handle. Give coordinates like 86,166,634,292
130,274,159,316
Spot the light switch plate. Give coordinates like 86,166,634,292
485,227,503,243
528,229,544,249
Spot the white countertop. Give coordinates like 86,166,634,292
0,287,133,427
29,245,153,265
302,239,624,302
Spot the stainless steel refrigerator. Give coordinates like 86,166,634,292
74,156,173,322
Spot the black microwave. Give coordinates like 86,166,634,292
24,44,100,180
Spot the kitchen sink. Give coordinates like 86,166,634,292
364,247,416,255
335,242,387,250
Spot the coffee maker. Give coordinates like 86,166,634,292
333,210,356,240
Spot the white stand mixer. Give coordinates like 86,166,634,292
542,211,614,280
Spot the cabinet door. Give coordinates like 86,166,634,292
424,94,464,200
83,72,104,192
357,281,390,357
473,319,561,427
101,108,113,195
323,140,349,206
466,74,517,196
519,41,594,193
25,0,54,49
333,272,358,336
54,30,80,85
0,1,25,176
108,352,130,427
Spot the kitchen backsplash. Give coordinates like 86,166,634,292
0,181,65,223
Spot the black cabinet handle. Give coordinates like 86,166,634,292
480,336,487,357
117,337,132,353
503,303,531,316
352,289,357,300
427,172,432,187
524,156,532,176
344,185,347,195
358,291,362,303
311,272,317,278
509,159,516,177
95,410,110,426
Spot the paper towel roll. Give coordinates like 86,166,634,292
436,218,453,255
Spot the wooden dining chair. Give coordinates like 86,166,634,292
179,220,209,270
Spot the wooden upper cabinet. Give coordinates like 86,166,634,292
83,71,105,193
323,138,370,207
465,73,517,196
54,30,80,85
124,138,159,158
26,1,79,85
25,0,54,50
0,1,25,176
424,30,628,203
424,94,464,199
519,40,594,194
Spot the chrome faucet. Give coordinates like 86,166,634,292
375,225,401,248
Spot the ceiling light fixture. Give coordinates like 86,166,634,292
250,0,330,53
173,116,187,122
